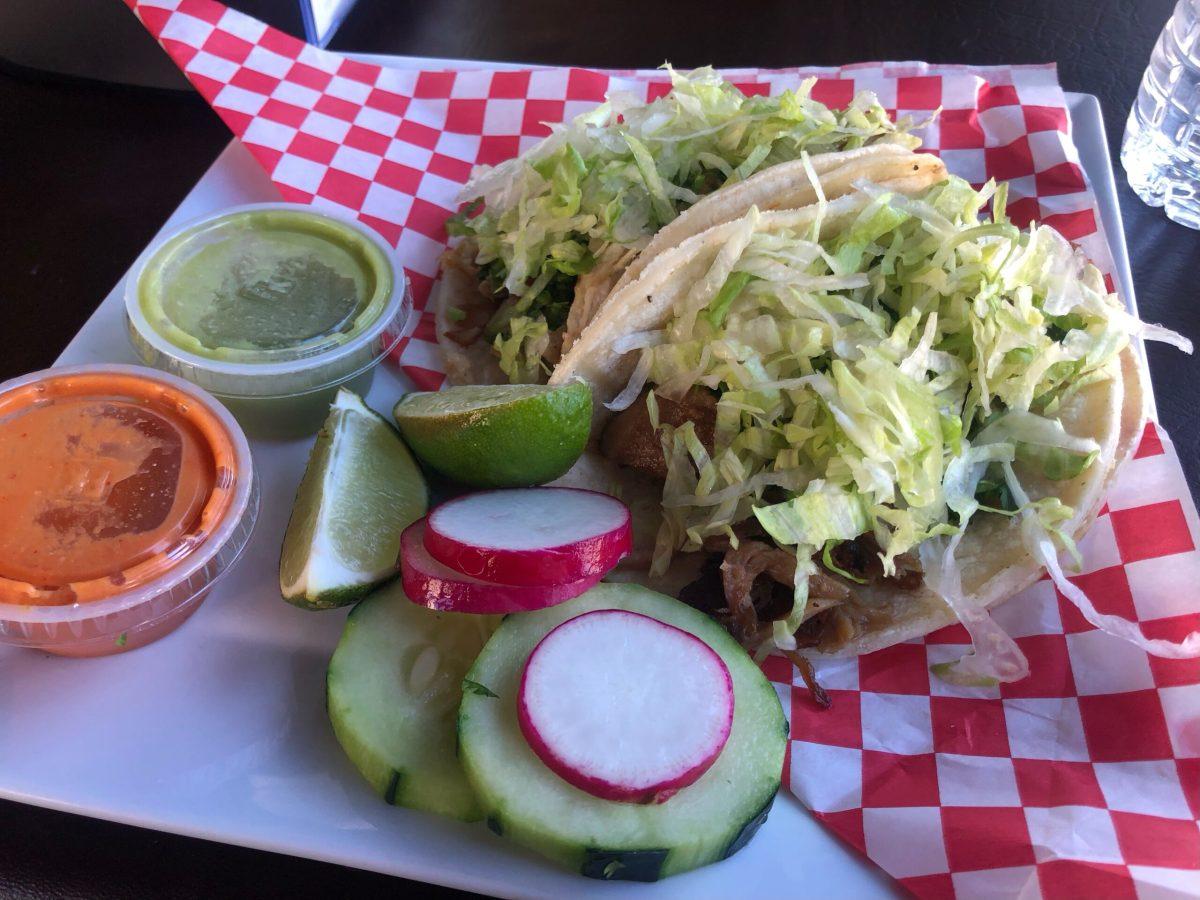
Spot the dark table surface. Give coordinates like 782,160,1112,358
1,1,1197,897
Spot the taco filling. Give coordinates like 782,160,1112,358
444,67,918,383
575,175,1194,686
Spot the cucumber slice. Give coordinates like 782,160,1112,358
327,581,498,821
459,583,787,881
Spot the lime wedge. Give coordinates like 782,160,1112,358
280,389,427,609
392,381,592,488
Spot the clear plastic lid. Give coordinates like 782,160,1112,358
0,364,259,638
125,203,411,399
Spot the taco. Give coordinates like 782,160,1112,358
435,66,923,386
549,173,1196,694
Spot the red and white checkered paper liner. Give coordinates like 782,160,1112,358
126,1,1200,895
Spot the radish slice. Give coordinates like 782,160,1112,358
401,520,603,614
425,488,631,587
518,609,734,804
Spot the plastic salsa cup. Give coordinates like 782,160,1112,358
0,364,259,656
125,202,411,437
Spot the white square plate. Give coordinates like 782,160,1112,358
0,63,1130,897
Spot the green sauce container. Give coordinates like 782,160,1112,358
125,203,410,438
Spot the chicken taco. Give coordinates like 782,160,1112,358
435,67,924,386
548,173,1197,696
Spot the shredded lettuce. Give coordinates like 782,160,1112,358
634,176,1193,673
754,480,871,547
919,441,1030,685
975,409,1100,480
823,540,868,584
1002,461,1200,659
755,481,871,651
450,66,919,377
705,271,756,329
493,315,549,383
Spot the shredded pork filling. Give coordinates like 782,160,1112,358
439,247,497,348
601,388,717,479
442,250,612,378
706,532,922,656
601,395,926,704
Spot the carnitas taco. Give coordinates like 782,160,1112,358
549,172,1197,696
435,66,924,386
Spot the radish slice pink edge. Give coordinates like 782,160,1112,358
401,520,604,614
424,488,632,588
517,609,734,805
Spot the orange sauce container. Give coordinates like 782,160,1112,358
0,365,258,656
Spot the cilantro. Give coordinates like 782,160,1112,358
973,468,1017,513
1047,313,1087,343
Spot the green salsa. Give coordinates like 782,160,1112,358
138,209,393,361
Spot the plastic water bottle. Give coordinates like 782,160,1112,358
1122,0,1200,229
